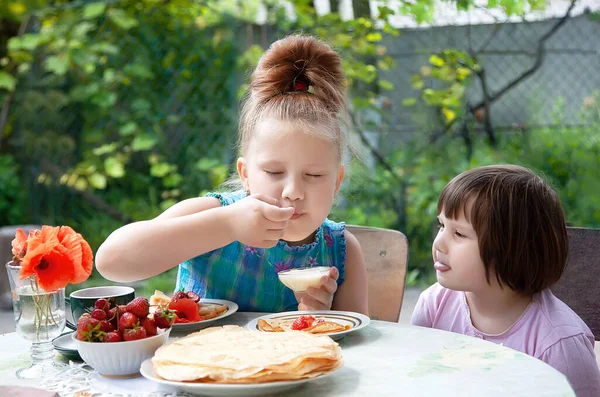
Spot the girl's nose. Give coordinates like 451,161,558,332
282,177,304,201
432,228,447,254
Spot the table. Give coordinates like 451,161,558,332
0,312,575,396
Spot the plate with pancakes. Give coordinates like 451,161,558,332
150,290,238,333
247,310,370,341
141,325,342,396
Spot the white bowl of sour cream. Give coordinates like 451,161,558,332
277,266,331,292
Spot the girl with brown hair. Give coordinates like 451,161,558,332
412,165,600,396
96,35,368,315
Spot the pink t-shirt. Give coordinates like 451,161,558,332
411,283,600,397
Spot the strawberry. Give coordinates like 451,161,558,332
291,315,315,331
99,320,114,332
118,312,139,330
91,308,107,321
168,298,201,322
102,331,122,343
141,317,157,336
77,317,103,341
185,291,201,303
153,305,176,329
77,312,91,326
94,298,110,313
122,326,147,341
124,297,149,318
171,290,187,302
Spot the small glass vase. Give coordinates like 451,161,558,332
6,262,68,379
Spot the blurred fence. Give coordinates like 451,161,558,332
380,13,600,142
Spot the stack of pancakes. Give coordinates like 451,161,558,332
152,325,342,383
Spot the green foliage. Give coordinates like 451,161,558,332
407,49,479,125
0,155,28,225
2,0,241,227
334,100,600,282
1,0,584,291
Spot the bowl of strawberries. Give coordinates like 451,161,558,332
73,296,176,377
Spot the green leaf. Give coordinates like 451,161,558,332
160,199,177,211
88,173,107,189
131,134,157,151
124,63,154,79
378,80,394,91
442,108,456,124
365,32,382,42
131,98,152,112
90,91,117,108
104,157,125,178
72,22,95,38
402,98,417,107
0,71,17,91
90,42,119,55
119,122,137,136
92,143,118,156
429,55,445,67
45,55,69,76
411,75,424,90
163,173,183,188
8,34,41,51
209,165,228,187
196,158,219,171
107,9,139,30
83,3,106,19
150,162,172,178
422,88,437,105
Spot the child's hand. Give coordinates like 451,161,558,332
295,267,339,311
228,193,294,248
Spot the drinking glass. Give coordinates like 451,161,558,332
6,262,68,379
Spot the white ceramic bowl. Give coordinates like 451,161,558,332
277,266,331,292
73,328,171,377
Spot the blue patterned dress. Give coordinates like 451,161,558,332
175,190,347,312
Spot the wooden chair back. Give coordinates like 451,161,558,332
346,225,409,322
551,227,600,339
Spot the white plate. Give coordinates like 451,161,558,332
140,359,319,396
170,299,238,333
246,310,370,341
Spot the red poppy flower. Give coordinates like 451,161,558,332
11,228,29,260
18,225,93,292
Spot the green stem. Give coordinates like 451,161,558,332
29,277,58,340
30,278,44,339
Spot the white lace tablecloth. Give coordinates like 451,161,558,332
0,312,575,397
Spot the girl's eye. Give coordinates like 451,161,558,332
265,170,283,175
306,174,322,178
455,231,465,238
437,221,444,229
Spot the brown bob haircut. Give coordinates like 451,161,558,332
438,164,568,295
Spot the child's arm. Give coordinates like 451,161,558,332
331,230,369,315
410,290,434,327
539,335,600,396
96,194,294,282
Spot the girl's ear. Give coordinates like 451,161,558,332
236,157,249,190
334,164,345,197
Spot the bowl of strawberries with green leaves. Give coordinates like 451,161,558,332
72,296,175,377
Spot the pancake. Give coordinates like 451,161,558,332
151,325,342,383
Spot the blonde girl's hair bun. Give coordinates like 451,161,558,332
250,34,347,114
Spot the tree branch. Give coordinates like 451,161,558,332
0,16,32,150
348,111,403,186
40,159,133,224
0,92,14,150
348,110,406,230
472,0,577,109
